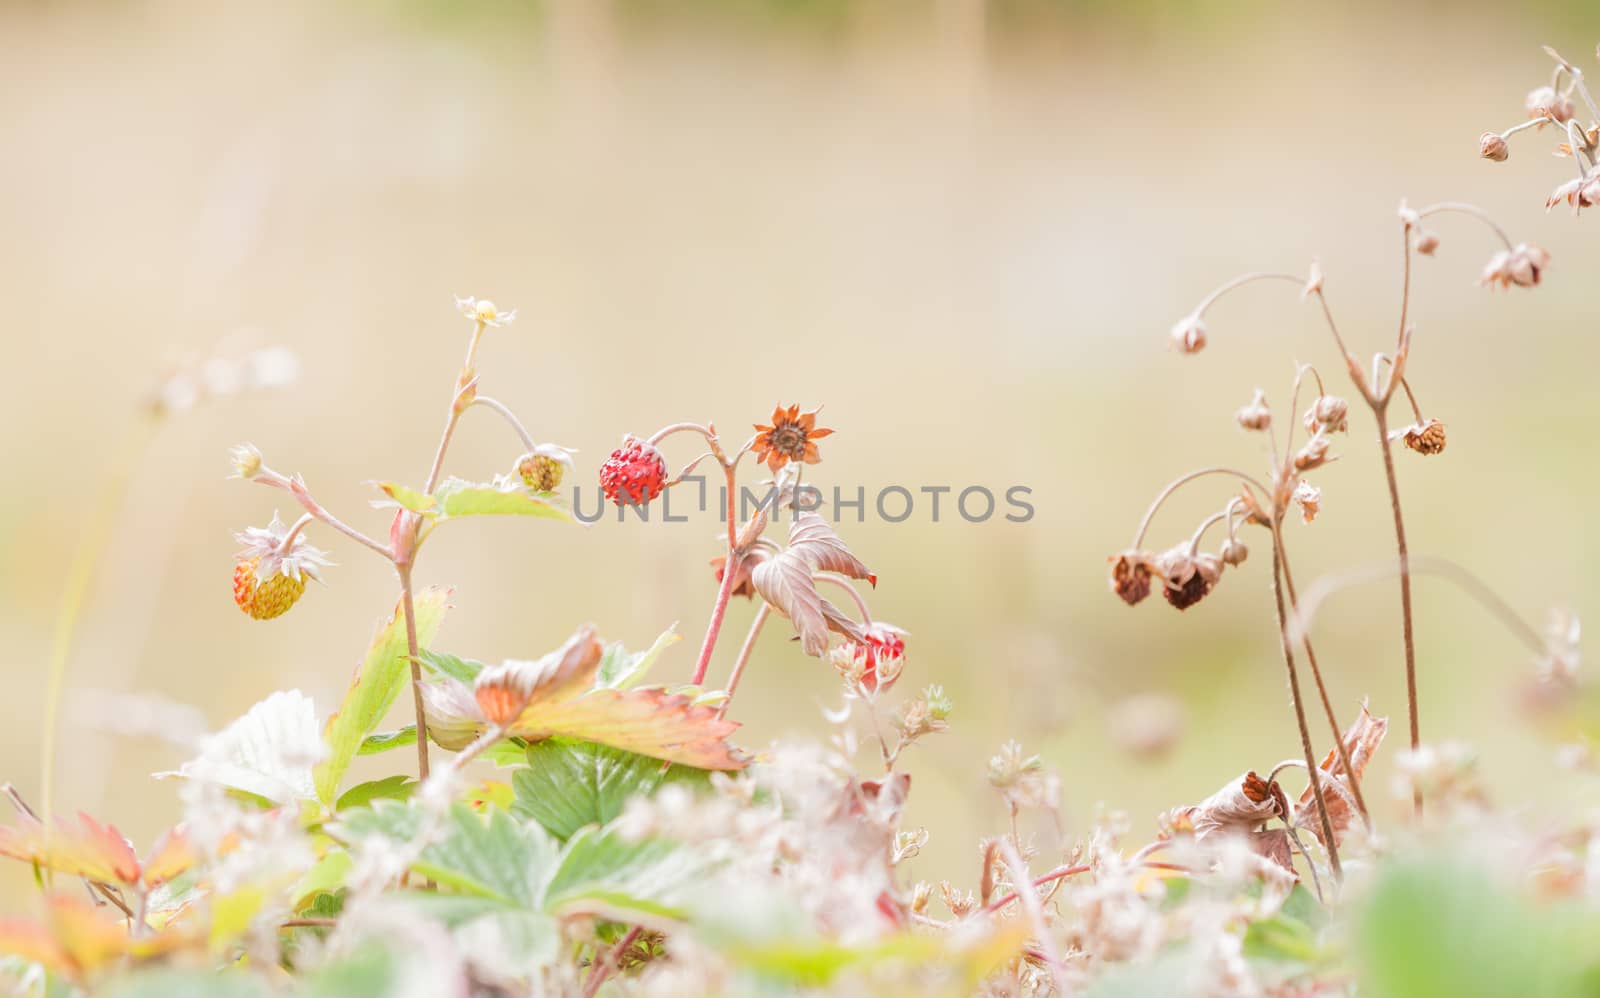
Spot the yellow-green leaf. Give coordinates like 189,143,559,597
314,588,451,805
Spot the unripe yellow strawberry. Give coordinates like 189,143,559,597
233,555,306,620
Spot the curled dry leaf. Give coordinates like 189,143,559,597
475,626,604,726
1167,770,1283,839
751,513,872,656
1297,702,1388,848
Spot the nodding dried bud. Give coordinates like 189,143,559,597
1233,389,1272,432
1479,131,1510,162
1109,550,1158,606
1169,314,1207,354
1293,480,1322,523
1293,434,1333,471
1480,243,1550,289
1303,395,1349,435
1414,228,1441,256
1393,418,1447,455
1220,537,1249,566
1526,86,1575,124
1157,546,1221,611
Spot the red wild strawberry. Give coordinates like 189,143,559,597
599,435,668,506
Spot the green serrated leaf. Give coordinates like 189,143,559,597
595,628,681,690
373,481,436,514
511,738,709,840
416,649,488,685
315,588,450,806
357,728,417,756
336,802,557,907
543,826,722,922
433,477,575,522
336,775,417,811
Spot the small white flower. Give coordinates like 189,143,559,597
233,512,333,584
455,295,517,327
228,443,263,480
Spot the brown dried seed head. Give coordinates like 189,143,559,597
1234,388,1272,432
1162,550,1221,611
1415,229,1440,256
1400,418,1447,455
1109,550,1157,606
1479,131,1510,162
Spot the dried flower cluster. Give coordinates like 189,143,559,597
1479,45,1600,216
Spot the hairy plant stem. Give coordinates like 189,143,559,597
1269,531,1341,881
396,561,430,783
1273,528,1371,830
690,461,740,686
1373,405,1420,816
583,924,644,997
720,603,771,718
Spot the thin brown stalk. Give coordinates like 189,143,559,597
397,563,431,783
1372,407,1420,817
1273,530,1371,830
1269,533,1341,880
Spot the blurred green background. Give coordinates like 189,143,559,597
2,0,1597,912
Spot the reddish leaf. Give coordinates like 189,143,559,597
1298,702,1388,848
786,513,875,586
0,813,140,887
509,688,747,770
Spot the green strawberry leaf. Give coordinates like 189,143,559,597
357,727,417,756
510,738,711,840
314,588,451,806
432,477,575,523
595,628,682,690
336,775,417,811
543,826,723,922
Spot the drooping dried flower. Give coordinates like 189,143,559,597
1414,228,1441,255
1233,389,1272,432
752,404,833,472
1292,434,1333,471
1108,550,1157,606
1479,243,1551,288
1392,418,1447,455
1170,314,1207,354
1546,167,1600,214
1292,480,1321,523
1479,131,1510,162
1526,85,1575,124
1302,395,1349,435
1155,546,1222,611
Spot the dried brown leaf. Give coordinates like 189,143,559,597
1170,770,1282,839
1298,702,1388,848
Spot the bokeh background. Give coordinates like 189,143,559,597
2,0,1597,911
